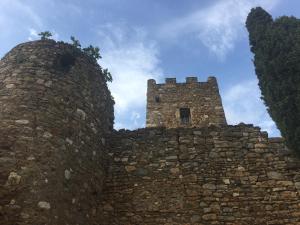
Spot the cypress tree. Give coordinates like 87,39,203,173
246,7,300,154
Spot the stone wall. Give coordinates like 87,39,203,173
2,40,300,225
100,125,300,225
0,40,114,225
146,77,227,128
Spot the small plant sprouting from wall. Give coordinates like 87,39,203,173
38,31,53,40
69,36,112,82
82,45,101,61
37,31,112,82
70,36,81,49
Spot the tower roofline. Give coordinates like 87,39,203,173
146,75,226,128
147,76,217,86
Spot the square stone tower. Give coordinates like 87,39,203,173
146,76,227,128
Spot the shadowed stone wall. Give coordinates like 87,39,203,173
146,77,227,128
2,40,300,225
0,40,114,225
100,125,300,225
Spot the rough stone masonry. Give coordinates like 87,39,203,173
1,40,300,225
146,77,226,128
0,40,114,225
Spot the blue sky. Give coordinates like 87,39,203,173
1,0,300,136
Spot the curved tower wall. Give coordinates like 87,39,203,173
0,40,114,224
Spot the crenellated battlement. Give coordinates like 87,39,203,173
148,76,217,86
146,76,227,128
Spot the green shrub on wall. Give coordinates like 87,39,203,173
38,31,52,40
38,32,112,83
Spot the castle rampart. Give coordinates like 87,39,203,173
100,125,300,225
1,40,300,225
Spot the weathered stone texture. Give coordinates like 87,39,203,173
2,40,300,225
146,77,227,128
0,40,114,225
100,125,300,225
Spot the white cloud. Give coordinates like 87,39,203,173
0,0,44,56
0,0,42,32
159,0,280,59
27,28,43,41
28,28,39,41
222,79,280,137
131,111,141,127
97,23,163,130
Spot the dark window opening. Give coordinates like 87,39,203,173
60,53,76,68
155,96,160,103
180,108,191,124
55,52,76,72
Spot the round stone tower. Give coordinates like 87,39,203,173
0,40,114,224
